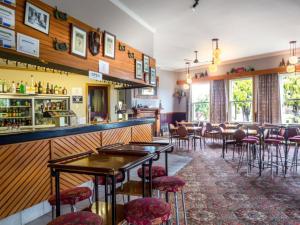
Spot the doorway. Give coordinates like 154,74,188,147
87,85,108,123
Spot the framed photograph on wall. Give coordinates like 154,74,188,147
24,2,50,34
0,4,15,29
0,0,16,7
150,67,156,85
17,33,39,57
71,25,87,58
0,27,15,49
135,59,143,79
143,54,150,73
103,31,116,59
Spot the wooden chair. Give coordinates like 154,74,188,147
177,126,193,150
169,123,179,144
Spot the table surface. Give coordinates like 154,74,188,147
100,143,172,154
221,129,257,135
49,151,153,175
173,126,202,130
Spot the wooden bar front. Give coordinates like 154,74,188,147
0,123,153,219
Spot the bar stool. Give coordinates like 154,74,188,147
48,187,93,218
137,165,166,179
289,136,300,173
152,176,187,225
237,137,258,174
48,211,103,225
124,197,171,225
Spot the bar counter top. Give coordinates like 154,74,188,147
0,118,155,145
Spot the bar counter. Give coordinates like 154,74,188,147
0,118,154,220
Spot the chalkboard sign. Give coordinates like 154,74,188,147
72,96,83,103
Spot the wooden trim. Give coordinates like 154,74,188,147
177,66,300,84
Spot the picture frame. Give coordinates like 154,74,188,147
150,67,156,85
17,33,39,57
71,25,87,58
0,27,15,49
143,54,150,73
24,2,50,34
0,4,15,29
103,31,116,59
0,0,16,7
141,87,156,96
135,59,143,80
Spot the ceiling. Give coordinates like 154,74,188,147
118,0,300,70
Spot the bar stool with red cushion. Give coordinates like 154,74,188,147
48,187,92,218
289,136,300,173
152,176,187,225
237,137,259,174
124,197,171,225
48,211,103,225
137,165,166,179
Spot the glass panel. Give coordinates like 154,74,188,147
192,102,209,121
191,83,210,121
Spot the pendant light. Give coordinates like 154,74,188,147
287,60,296,73
183,83,190,90
208,58,218,73
289,41,298,65
185,62,192,84
193,50,199,64
212,38,221,65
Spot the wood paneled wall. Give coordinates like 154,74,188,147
0,124,152,219
0,0,155,84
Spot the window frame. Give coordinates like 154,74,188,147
191,82,210,122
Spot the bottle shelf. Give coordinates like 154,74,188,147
0,106,31,108
0,116,32,119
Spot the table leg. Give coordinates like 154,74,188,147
54,171,61,217
165,151,169,176
142,164,146,197
285,140,288,177
94,176,99,202
127,171,130,202
259,137,262,176
222,137,225,158
104,175,108,203
111,176,116,225
148,159,153,197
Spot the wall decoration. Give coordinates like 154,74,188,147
24,2,50,34
279,58,286,67
0,4,15,29
143,54,150,73
89,71,103,81
195,70,208,79
128,51,134,59
0,0,16,7
135,59,143,79
89,29,101,56
150,68,156,85
99,60,109,74
71,25,87,58
54,7,68,21
226,66,255,75
141,87,156,96
0,27,15,49
17,33,39,57
118,43,125,51
103,31,116,59
53,38,68,52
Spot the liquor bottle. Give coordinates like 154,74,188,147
19,81,25,94
16,82,20,93
25,82,30,94
11,81,16,93
54,85,59,95
3,80,7,93
30,75,34,94
42,82,46,94
50,84,54,94
46,83,50,94
62,87,67,95
34,82,38,94
0,79,3,93
38,81,42,94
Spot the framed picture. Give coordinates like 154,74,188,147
0,4,15,29
0,0,16,7
0,27,15,49
71,25,87,58
143,54,150,73
24,2,50,34
150,68,156,85
135,59,143,79
141,87,155,96
103,31,116,59
17,33,39,57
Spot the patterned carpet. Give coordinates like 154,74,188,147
171,143,300,225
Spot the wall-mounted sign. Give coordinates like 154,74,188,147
0,4,15,29
99,60,109,74
17,33,39,57
89,71,103,81
0,0,16,7
71,87,83,96
72,96,83,104
0,27,15,49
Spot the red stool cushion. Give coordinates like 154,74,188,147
152,176,186,192
289,137,300,143
137,166,166,179
48,187,92,206
124,197,171,225
48,211,103,225
264,138,282,145
247,136,259,140
242,138,258,144
93,173,124,185
268,134,284,140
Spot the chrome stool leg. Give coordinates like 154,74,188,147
181,190,188,225
174,192,180,225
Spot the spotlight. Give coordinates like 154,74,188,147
192,0,199,10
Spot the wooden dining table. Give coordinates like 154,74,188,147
48,150,155,225
177,121,199,126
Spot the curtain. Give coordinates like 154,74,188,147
256,73,281,124
210,80,227,123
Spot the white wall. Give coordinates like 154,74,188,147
41,0,154,56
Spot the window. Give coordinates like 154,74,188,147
229,78,253,122
280,73,300,124
191,83,210,121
